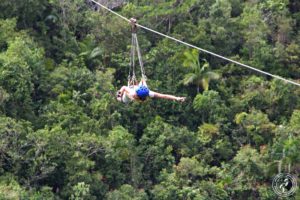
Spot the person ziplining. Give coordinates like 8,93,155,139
116,18,186,103
116,78,186,103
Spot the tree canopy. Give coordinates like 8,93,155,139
0,0,299,199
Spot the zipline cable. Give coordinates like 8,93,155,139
90,0,130,23
89,0,300,87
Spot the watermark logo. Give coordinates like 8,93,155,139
272,173,297,197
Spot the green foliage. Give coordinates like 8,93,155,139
193,90,228,123
106,184,148,200
0,19,46,120
105,126,135,161
228,145,267,198
70,182,92,200
0,18,17,50
0,0,300,199
234,110,276,147
197,123,219,144
183,49,220,92
210,0,232,19
289,110,300,134
0,116,32,176
0,172,55,199
151,157,228,199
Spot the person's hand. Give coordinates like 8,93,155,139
176,97,186,102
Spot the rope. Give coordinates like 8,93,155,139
133,33,147,80
128,33,146,84
129,33,137,86
89,0,300,87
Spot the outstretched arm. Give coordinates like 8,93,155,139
151,91,186,102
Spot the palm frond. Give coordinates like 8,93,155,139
202,78,210,91
89,47,103,59
183,50,199,68
183,73,197,85
204,71,220,80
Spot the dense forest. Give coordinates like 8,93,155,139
0,0,299,199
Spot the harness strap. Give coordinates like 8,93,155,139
129,32,137,86
134,33,147,80
128,18,146,86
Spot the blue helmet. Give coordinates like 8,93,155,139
136,85,149,100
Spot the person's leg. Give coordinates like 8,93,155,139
122,92,132,103
119,86,130,96
117,86,135,102
117,86,132,99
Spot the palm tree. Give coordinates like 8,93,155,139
79,36,103,69
183,49,220,93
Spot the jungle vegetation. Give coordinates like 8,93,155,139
0,0,299,199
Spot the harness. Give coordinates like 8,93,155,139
128,18,147,87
